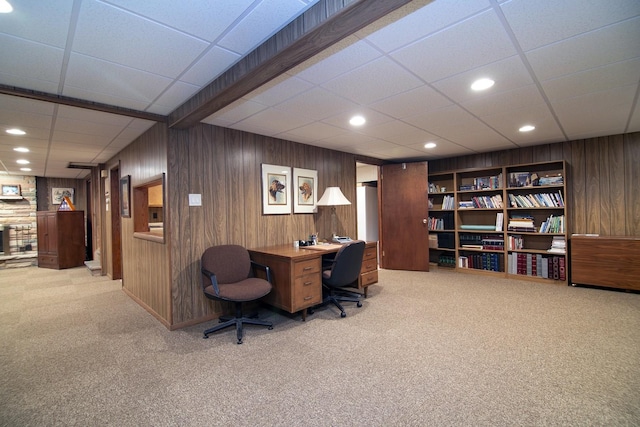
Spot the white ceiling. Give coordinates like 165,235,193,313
1,0,639,178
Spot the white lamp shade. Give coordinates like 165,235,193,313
316,187,351,206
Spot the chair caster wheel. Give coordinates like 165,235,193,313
340,312,347,318
268,326,274,330
357,301,362,307
203,335,209,339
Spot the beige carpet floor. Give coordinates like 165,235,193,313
1,265,639,426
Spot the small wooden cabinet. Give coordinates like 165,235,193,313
37,211,85,269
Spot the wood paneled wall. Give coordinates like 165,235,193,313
428,132,640,236
106,122,172,326
168,123,357,327
36,177,86,212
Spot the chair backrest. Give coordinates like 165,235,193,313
323,240,365,287
201,245,252,285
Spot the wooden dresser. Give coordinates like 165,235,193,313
37,211,85,269
570,235,640,291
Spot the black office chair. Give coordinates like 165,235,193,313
319,240,366,318
200,245,273,344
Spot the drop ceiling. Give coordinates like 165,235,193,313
0,0,639,178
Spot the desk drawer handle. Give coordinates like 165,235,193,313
304,296,313,301
303,266,312,271
303,281,313,286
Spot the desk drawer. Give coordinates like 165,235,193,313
363,246,377,261
293,273,322,309
38,254,59,269
359,270,378,287
360,258,377,274
293,258,320,277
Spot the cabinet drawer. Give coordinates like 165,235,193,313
359,270,378,287
293,273,322,310
38,255,59,269
360,259,377,274
293,258,320,277
363,246,377,261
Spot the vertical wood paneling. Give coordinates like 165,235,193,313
167,123,357,327
625,133,640,235
598,138,612,235
608,135,626,235
584,137,601,232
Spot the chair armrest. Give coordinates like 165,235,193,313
251,260,272,283
201,267,220,295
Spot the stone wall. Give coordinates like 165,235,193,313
0,176,37,264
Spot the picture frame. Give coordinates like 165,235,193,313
261,164,291,214
293,168,318,213
1,184,21,197
52,187,74,205
120,175,131,218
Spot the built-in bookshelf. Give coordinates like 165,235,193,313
427,161,568,284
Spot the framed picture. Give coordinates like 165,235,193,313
293,168,318,213
261,164,291,214
1,184,21,197
52,187,74,204
120,175,131,218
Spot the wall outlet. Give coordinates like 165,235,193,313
188,194,202,206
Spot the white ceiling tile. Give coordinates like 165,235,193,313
0,0,74,48
462,85,546,118
245,75,314,107
234,107,314,135
64,54,173,110
74,0,208,78
541,58,640,101
405,139,476,159
0,36,64,89
526,17,640,81
502,0,640,51
370,86,453,119
274,88,359,121
292,38,382,85
391,10,517,83
51,130,113,146
322,57,424,105
276,122,348,144
105,0,256,42
432,55,533,104
553,85,637,137
218,0,316,54
203,99,269,126
181,47,241,86
321,108,394,132
357,121,437,146
148,81,201,116
365,0,491,53
479,103,565,143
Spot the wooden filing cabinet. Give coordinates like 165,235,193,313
37,211,85,269
358,241,379,296
249,247,323,319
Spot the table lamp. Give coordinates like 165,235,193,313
316,186,351,240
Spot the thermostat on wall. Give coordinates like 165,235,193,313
188,194,202,206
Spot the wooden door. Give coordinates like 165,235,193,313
379,162,430,271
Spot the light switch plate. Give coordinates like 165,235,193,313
188,194,202,206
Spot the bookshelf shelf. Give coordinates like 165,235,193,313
427,160,568,284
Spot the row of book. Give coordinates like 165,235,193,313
459,174,503,191
507,172,564,188
458,252,503,272
507,253,566,280
508,191,564,208
459,194,504,209
539,215,565,233
459,234,504,250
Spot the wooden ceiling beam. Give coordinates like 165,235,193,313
168,0,413,129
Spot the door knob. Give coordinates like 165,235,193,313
422,218,427,224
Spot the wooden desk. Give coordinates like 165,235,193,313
249,242,378,319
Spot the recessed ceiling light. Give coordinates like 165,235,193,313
14,147,29,153
519,125,535,132
349,115,366,126
16,159,30,165
0,0,13,13
424,142,437,149
20,168,32,172
471,78,495,91
6,128,26,135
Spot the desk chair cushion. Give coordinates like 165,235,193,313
201,245,272,302
322,240,365,288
